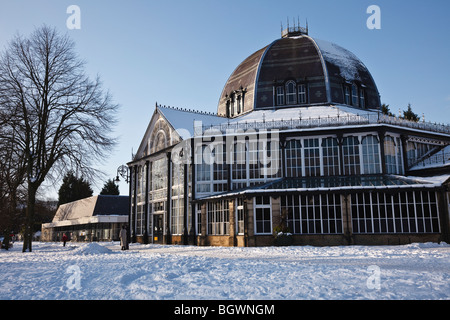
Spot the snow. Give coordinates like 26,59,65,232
409,145,450,171
158,105,226,138
228,105,374,125
314,38,366,81
72,242,113,255
1,241,449,300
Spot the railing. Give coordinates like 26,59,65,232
282,26,308,37
194,113,450,136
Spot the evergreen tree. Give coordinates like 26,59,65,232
100,179,120,196
381,103,393,116
403,103,420,122
58,171,93,205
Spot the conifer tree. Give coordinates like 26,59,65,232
100,179,120,196
58,171,93,206
403,103,420,122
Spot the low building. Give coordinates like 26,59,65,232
41,195,129,242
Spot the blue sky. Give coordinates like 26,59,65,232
1,0,449,198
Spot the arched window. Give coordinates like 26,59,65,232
285,81,297,105
384,136,403,174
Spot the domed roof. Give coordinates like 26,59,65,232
218,33,380,117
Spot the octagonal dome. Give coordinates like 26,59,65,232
218,34,380,118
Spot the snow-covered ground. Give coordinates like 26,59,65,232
0,241,449,300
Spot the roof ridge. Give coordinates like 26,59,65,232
156,102,226,118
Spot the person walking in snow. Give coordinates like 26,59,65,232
119,225,127,250
62,233,68,247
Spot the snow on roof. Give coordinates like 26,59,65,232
198,175,445,201
314,38,366,81
52,195,129,222
409,145,450,171
228,105,376,124
157,105,226,138
405,174,450,185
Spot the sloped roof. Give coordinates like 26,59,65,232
196,175,445,201
409,145,450,171
157,105,226,138
52,195,128,222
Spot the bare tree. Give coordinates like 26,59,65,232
0,25,118,252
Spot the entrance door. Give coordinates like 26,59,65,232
153,214,163,244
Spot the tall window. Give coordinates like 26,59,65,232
195,203,202,235
298,84,307,104
384,136,398,174
248,139,259,180
236,95,242,114
171,162,184,235
359,89,366,109
232,141,247,189
285,139,302,177
171,198,183,235
254,196,271,234
343,136,361,175
230,95,235,117
236,198,244,235
226,101,231,118
276,86,285,105
322,138,340,176
351,84,359,107
212,143,227,192
285,81,297,105
207,200,229,235
195,145,212,194
361,135,381,174
344,86,350,105
396,137,404,175
304,138,321,177
406,141,417,167
136,165,146,235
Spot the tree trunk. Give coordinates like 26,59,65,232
22,183,36,252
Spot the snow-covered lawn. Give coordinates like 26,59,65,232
0,241,449,300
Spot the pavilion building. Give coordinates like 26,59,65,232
127,25,450,246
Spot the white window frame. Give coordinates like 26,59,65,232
285,80,297,105
298,84,307,104
254,196,272,235
276,86,285,105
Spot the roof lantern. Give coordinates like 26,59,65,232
281,17,308,38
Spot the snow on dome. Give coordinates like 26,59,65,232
218,34,381,117
314,38,366,81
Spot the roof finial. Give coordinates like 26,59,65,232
281,16,308,38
